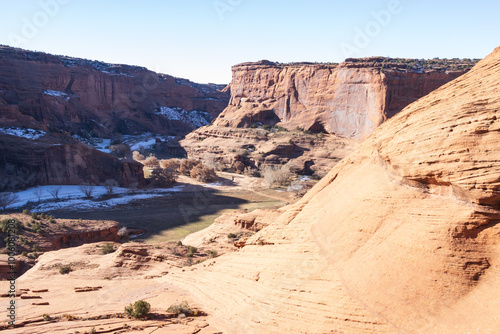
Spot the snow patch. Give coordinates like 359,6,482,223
6,185,185,211
155,107,211,128
0,127,46,140
43,90,69,100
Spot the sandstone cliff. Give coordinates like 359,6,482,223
0,45,229,137
166,48,500,333
0,132,144,190
213,58,475,139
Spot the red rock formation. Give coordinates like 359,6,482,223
214,58,473,139
167,48,500,333
0,45,230,137
0,132,144,190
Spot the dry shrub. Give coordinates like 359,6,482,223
190,165,218,183
142,154,159,168
262,164,292,187
179,159,201,176
110,144,131,158
160,159,180,171
132,151,145,162
151,167,177,187
233,161,246,174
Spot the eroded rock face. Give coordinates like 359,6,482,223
0,132,144,190
0,45,229,137
166,48,500,333
214,58,471,139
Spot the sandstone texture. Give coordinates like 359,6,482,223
181,126,356,177
0,45,229,137
214,58,474,139
165,48,500,333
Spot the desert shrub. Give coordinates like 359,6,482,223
22,209,31,215
101,243,116,254
160,159,180,171
132,151,145,162
42,314,52,321
206,250,218,258
125,300,151,319
190,165,217,183
233,161,246,174
150,167,176,187
0,218,22,233
0,192,19,211
79,183,95,198
59,266,72,274
262,124,270,131
227,233,237,239
186,245,197,257
104,179,119,196
179,159,201,176
110,143,131,158
167,301,193,316
262,165,292,187
142,154,160,168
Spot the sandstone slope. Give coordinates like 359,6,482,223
165,48,500,333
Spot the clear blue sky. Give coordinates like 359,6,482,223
0,0,498,84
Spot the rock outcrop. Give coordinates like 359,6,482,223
166,48,500,333
0,45,230,137
213,58,476,139
0,132,144,190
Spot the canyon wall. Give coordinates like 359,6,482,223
0,45,230,190
168,48,500,333
0,45,229,137
0,132,144,190
214,58,473,138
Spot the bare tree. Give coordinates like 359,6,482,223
47,186,62,201
33,188,43,202
0,192,19,211
104,179,119,196
79,183,95,199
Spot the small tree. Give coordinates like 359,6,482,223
160,159,180,171
47,186,62,201
190,165,218,183
262,165,292,187
233,161,246,174
33,188,43,202
142,154,159,168
125,300,151,319
79,183,95,199
104,179,119,196
179,159,201,176
0,192,19,211
110,143,131,158
151,167,176,187
132,151,145,162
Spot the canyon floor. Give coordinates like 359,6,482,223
0,172,295,333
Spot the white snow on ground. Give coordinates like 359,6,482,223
6,185,185,211
43,90,69,100
156,107,211,128
92,139,112,153
73,134,176,153
0,127,46,140
128,137,157,151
